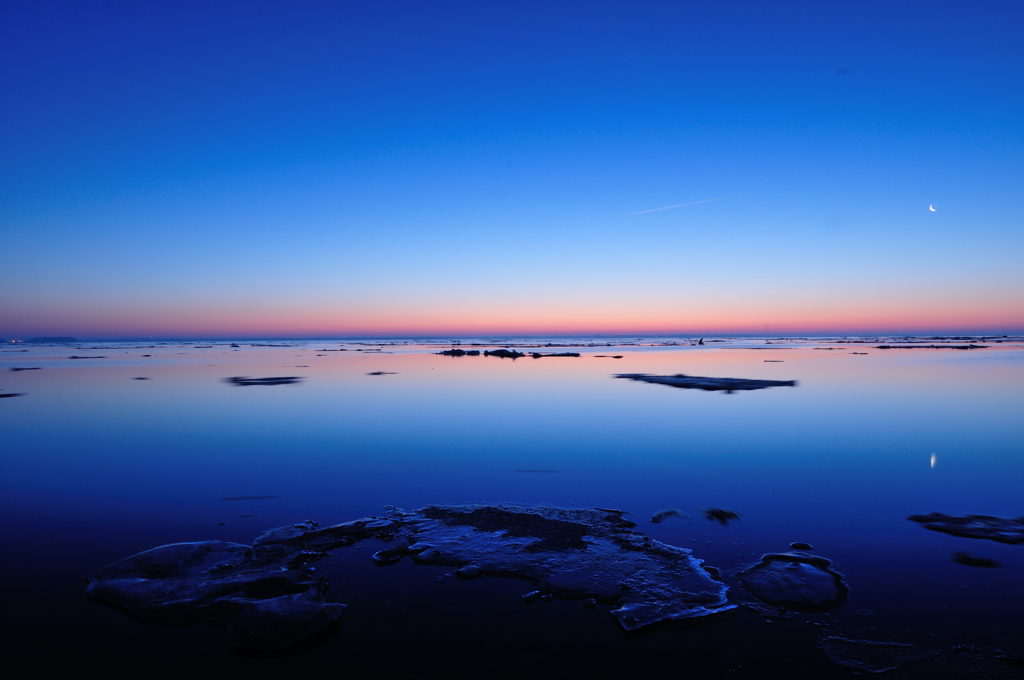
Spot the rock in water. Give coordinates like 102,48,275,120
483,349,525,359
738,552,847,612
650,509,687,524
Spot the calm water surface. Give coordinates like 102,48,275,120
2,338,1022,676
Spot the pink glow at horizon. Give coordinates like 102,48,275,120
6,293,1021,338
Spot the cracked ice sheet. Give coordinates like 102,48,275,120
385,504,735,630
85,504,734,650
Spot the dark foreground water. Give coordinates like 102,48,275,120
2,337,1023,677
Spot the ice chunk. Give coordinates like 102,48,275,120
391,504,734,631
907,513,1024,544
738,552,847,612
85,541,344,651
615,374,796,393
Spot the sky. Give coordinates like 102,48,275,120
1,0,1022,338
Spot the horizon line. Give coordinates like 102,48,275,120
5,331,1021,343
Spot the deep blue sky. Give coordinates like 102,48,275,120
2,1,1022,337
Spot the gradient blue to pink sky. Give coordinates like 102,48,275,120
2,0,1022,338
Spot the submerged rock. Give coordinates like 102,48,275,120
438,349,480,356
738,553,847,612
907,513,1024,544
789,542,813,551
702,507,741,525
819,637,927,674
951,551,1002,568
530,352,580,358
615,374,796,393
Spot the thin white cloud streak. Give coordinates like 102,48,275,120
623,194,744,216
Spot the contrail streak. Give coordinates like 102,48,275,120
623,194,743,216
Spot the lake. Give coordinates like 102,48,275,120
2,337,1022,677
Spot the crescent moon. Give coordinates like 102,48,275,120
929,205,936,211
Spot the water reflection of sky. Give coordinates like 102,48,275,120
2,340,1023,653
